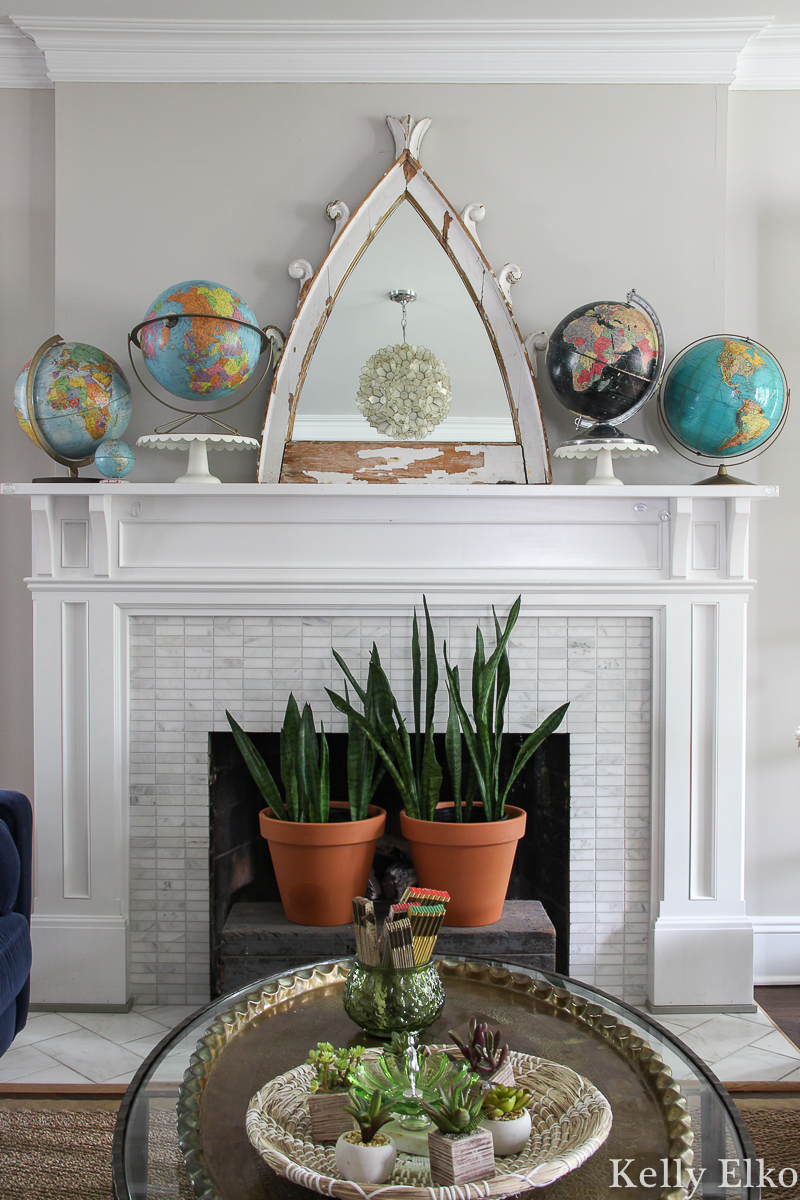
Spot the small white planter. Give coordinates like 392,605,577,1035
481,1109,532,1156
335,1132,396,1183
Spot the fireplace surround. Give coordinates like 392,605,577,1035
2,479,775,1012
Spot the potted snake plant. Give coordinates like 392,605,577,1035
326,597,568,925
227,691,385,925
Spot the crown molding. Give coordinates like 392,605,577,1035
10,16,772,85
732,23,800,89
0,20,50,88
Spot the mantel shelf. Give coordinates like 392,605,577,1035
0,481,780,499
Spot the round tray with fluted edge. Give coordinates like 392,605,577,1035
175,959,695,1200
245,1048,611,1197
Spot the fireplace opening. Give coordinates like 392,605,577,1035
208,732,569,997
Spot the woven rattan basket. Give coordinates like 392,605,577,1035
245,1047,613,1197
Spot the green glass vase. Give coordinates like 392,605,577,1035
342,960,445,1039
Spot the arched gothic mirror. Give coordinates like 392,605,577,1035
257,116,551,484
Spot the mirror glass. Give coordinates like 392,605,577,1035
293,200,516,442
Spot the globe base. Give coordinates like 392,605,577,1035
695,464,751,486
32,475,102,484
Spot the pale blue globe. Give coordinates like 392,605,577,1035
94,439,135,478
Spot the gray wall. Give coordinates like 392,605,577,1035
0,88,54,798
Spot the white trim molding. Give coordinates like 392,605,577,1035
752,917,800,984
733,24,800,89
10,16,771,86
0,19,50,88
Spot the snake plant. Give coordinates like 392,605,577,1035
443,596,570,822
327,596,568,822
326,599,443,821
226,694,331,822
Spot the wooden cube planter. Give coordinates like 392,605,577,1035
427,1128,495,1186
308,1092,353,1142
485,1059,515,1088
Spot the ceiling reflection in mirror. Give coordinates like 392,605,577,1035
293,200,517,443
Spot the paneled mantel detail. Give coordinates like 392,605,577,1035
3,481,777,1012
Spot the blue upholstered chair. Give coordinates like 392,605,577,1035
0,790,32,1056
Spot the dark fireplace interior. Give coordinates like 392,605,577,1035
208,732,569,996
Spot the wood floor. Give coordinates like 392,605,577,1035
755,986,800,1049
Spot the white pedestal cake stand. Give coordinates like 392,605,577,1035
136,433,260,484
554,438,658,485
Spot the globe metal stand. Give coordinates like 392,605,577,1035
26,335,104,482
127,318,284,436
554,436,658,485
135,433,260,484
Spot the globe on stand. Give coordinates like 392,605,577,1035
14,337,132,481
94,438,135,479
128,279,283,483
658,336,789,484
546,291,665,484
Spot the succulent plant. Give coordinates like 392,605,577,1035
481,1084,532,1121
227,694,332,822
343,1088,396,1144
419,1070,485,1136
306,1043,366,1093
449,1019,510,1078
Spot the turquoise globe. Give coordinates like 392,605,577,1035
95,439,135,479
14,340,132,464
661,336,787,461
138,279,262,402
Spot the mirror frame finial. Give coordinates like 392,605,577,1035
386,115,431,160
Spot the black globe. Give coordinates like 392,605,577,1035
546,299,662,425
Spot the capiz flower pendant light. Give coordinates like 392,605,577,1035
356,290,452,439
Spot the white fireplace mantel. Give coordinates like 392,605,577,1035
3,481,777,1011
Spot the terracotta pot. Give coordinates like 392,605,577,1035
399,804,526,927
259,801,385,926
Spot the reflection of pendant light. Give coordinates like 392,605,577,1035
356,289,452,439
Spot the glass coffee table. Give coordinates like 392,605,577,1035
112,957,756,1200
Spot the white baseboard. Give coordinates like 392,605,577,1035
752,918,800,985
30,914,129,1006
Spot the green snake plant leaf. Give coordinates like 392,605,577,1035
326,687,420,817
443,644,488,810
423,596,438,731
472,625,485,717
280,693,302,822
412,608,422,781
318,723,330,824
421,725,443,821
225,709,285,821
475,596,521,720
445,665,462,821
298,702,322,822
493,610,511,747
332,648,368,707
500,702,570,811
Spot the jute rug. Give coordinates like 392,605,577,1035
0,1102,798,1199
0,1106,194,1199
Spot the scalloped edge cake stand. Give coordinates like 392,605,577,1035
136,433,260,484
554,438,658,486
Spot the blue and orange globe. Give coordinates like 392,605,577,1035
14,340,132,462
138,280,262,402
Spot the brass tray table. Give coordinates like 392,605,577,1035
112,957,757,1200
